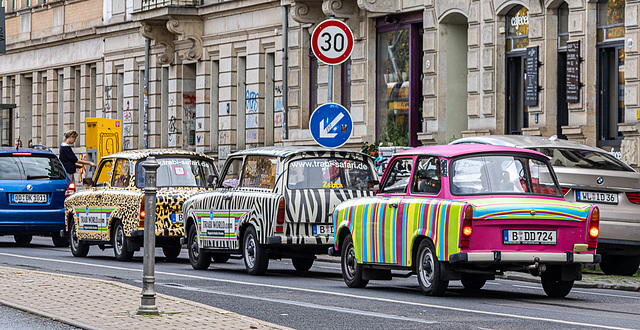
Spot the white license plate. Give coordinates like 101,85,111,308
171,213,184,224
503,230,557,245
13,194,47,203
576,191,618,204
313,225,334,236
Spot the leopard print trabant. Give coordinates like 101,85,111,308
64,149,216,243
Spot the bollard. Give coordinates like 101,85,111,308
138,156,160,315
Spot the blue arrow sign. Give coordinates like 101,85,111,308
309,103,353,148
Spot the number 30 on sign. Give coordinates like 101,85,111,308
311,19,354,65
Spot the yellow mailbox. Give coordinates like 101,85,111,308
86,118,122,166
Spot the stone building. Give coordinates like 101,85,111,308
2,0,640,169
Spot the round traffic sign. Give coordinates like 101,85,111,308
309,103,353,148
311,19,354,65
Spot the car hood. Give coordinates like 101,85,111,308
553,167,640,191
465,197,593,222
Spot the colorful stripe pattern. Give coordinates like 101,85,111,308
334,196,467,266
468,198,591,221
73,207,116,232
194,210,248,240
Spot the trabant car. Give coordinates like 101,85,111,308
0,147,73,247
182,146,377,274
332,144,600,297
64,149,217,260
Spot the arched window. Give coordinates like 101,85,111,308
506,6,529,51
558,2,569,49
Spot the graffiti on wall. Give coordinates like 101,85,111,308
103,86,112,114
246,90,259,113
168,116,177,133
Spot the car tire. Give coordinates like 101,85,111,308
599,255,640,276
416,239,448,296
188,225,211,270
112,220,134,261
14,234,33,245
541,274,574,298
243,226,268,275
461,278,486,290
292,257,314,272
212,254,230,263
162,240,182,260
69,221,89,257
340,235,368,288
52,234,69,248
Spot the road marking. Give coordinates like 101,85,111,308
160,282,438,325
0,252,633,330
513,284,640,300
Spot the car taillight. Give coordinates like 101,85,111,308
588,207,599,249
626,192,640,205
139,196,145,227
275,198,285,233
460,205,473,248
65,182,76,198
560,187,569,196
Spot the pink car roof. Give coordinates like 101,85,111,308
396,144,549,159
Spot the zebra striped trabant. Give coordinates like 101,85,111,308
182,146,378,275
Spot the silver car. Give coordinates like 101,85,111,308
451,135,640,276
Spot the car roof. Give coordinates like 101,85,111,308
397,144,549,159
451,135,604,152
102,149,212,161
229,146,369,158
0,147,57,156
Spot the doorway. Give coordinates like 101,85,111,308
557,51,568,139
506,53,527,134
597,45,624,147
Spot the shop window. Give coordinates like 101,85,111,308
506,6,529,51
598,0,625,42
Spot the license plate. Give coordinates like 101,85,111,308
171,213,184,224
503,230,557,245
313,225,334,236
13,194,47,203
576,191,618,204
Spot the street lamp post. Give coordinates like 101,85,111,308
138,156,159,315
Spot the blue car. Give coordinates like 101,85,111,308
0,146,73,246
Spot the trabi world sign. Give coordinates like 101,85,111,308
309,103,353,149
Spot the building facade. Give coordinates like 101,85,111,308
2,0,640,170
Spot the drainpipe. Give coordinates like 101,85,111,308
282,5,289,140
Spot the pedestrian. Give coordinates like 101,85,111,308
15,139,22,148
60,130,96,182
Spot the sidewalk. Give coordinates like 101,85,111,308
0,266,291,330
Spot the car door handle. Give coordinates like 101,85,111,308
389,203,398,208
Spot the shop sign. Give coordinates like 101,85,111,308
510,11,529,31
566,41,581,103
525,46,539,107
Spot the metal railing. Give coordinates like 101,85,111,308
141,0,200,11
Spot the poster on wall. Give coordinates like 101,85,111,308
566,41,581,103
525,46,539,107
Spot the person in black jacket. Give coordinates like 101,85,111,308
60,130,96,182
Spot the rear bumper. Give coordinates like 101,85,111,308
266,235,334,246
449,251,600,264
0,208,65,234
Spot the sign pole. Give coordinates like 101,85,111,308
328,65,333,103
138,156,159,315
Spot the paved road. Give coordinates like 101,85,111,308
0,236,639,330
0,304,78,329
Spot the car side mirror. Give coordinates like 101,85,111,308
82,177,94,187
368,179,380,192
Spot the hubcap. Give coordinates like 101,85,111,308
71,225,79,250
345,243,356,278
190,234,199,259
245,235,255,268
114,226,124,255
419,247,435,287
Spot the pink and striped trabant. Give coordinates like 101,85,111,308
332,144,600,297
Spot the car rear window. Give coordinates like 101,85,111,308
531,147,633,171
0,154,66,180
136,156,216,188
287,158,374,190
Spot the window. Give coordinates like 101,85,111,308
221,157,243,188
598,0,625,42
136,156,216,188
288,158,374,190
558,2,569,49
112,159,132,187
94,159,114,187
532,147,633,171
380,157,413,194
0,155,66,180
241,156,278,189
506,6,530,51
411,157,441,195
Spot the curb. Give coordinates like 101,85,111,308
0,299,95,330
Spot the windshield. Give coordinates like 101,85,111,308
0,155,66,180
530,147,633,171
451,155,561,196
136,156,217,188
287,158,374,190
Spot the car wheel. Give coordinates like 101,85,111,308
600,254,640,276
112,220,134,261
461,277,486,290
52,234,69,248
212,254,230,263
14,234,33,245
188,225,211,270
292,257,314,272
416,239,448,296
243,226,268,275
541,275,574,298
162,240,182,260
69,221,89,257
340,235,368,288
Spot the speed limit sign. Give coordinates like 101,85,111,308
311,19,354,65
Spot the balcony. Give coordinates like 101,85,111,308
140,0,201,11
